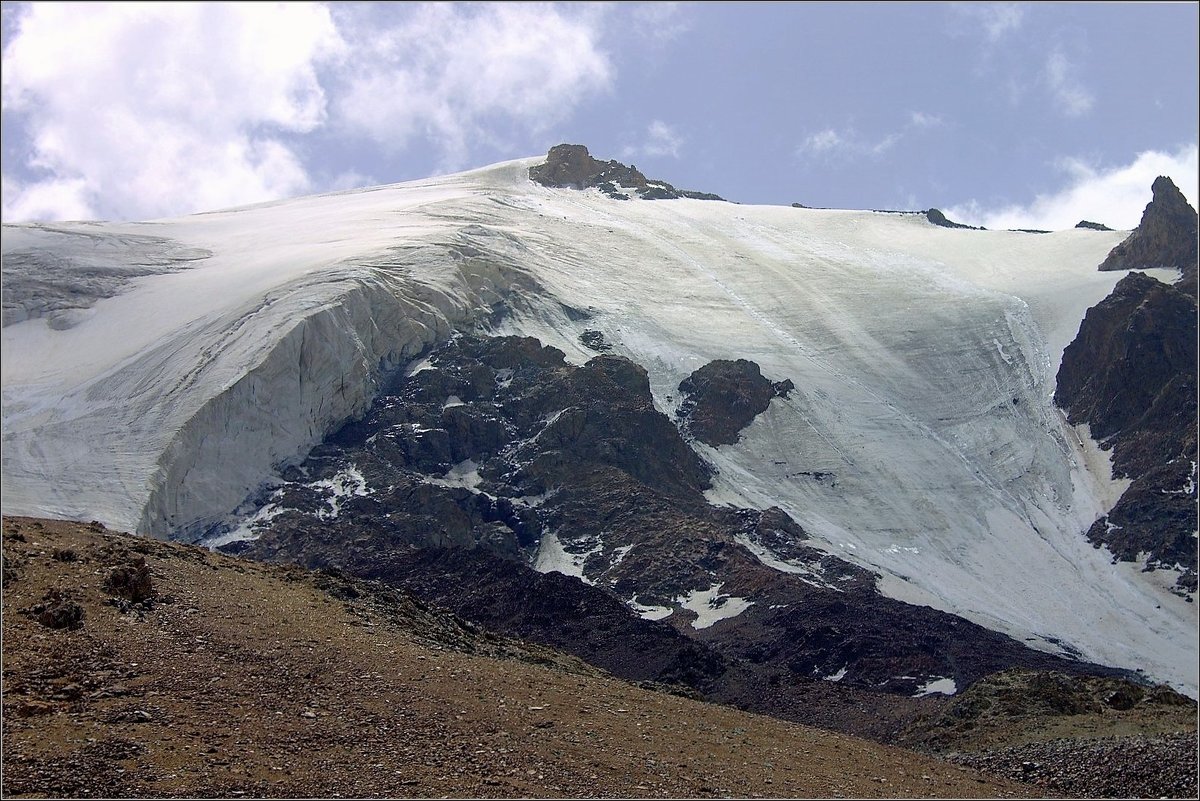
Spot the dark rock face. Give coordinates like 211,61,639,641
1055,272,1198,592
103,557,155,602
529,144,725,202
231,333,1135,744
926,208,983,230
677,359,792,446
31,590,85,630
1076,220,1113,231
1098,177,1198,283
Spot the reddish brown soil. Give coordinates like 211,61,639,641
1,516,1038,798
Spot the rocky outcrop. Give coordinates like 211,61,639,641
1098,177,1198,282
529,144,725,201
229,333,1133,743
676,359,793,446
1055,271,1197,592
1076,220,1113,231
926,208,983,230
900,668,1198,799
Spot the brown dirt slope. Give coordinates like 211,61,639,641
1,516,1035,798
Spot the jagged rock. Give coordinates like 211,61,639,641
233,333,1134,744
1055,271,1197,590
31,590,84,630
1076,220,1113,231
578,329,612,352
529,144,725,201
926,208,982,230
103,557,154,602
1099,177,1198,280
676,359,790,446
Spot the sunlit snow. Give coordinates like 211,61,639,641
913,677,958,697
2,155,1195,695
675,583,754,629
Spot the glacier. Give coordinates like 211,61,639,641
2,156,1195,695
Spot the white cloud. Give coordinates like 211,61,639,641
945,143,1199,231
1,173,94,222
332,4,613,170
622,120,684,160
950,2,1026,42
2,2,345,222
630,2,691,46
797,128,846,156
1044,49,1095,117
908,111,944,129
1,2,615,222
798,112,943,162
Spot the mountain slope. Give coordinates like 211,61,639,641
2,151,1195,696
2,516,1036,799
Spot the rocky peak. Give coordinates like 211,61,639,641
529,144,725,202
1098,176,1198,282
925,208,983,230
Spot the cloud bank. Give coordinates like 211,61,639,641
946,144,1199,231
1,2,613,222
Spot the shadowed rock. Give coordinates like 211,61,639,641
529,144,725,201
677,359,793,446
1098,176,1198,286
1055,271,1197,591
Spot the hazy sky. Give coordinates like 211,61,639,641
2,2,1197,229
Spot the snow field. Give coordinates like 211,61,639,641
2,156,1194,695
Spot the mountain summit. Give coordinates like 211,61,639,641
2,152,1196,708
1098,175,1198,280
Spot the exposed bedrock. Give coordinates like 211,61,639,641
676,358,793,447
139,245,553,541
529,143,725,201
231,333,1132,743
1056,270,1198,591
1098,176,1198,286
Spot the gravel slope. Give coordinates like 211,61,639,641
1,516,1034,799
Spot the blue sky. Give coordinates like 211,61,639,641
2,2,1196,229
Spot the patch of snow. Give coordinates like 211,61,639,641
627,595,673,621
406,355,437,375
201,500,286,549
913,677,958,697
312,465,371,520
426,459,483,492
675,583,754,630
610,544,634,566
442,395,464,409
533,530,599,585
734,532,837,590
516,489,556,508
823,666,848,682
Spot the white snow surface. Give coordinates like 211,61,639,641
2,155,1195,694
532,530,598,584
913,677,959,697
675,583,755,630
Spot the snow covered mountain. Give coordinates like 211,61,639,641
2,148,1195,698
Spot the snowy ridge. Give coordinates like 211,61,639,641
2,155,1195,694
